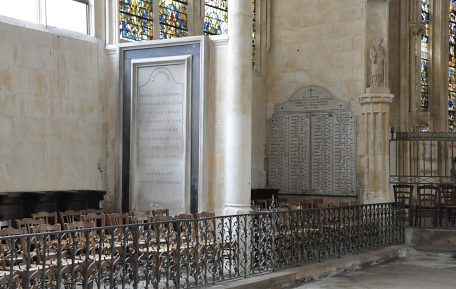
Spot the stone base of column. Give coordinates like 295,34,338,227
358,92,394,204
223,203,252,215
361,189,394,204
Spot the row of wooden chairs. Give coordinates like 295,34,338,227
1,209,217,234
393,184,456,227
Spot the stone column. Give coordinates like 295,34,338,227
360,0,395,203
224,0,253,215
359,93,394,203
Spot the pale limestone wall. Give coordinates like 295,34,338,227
0,19,106,192
266,0,365,118
264,0,366,191
207,36,228,215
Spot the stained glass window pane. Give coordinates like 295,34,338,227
421,0,430,112
450,0,456,131
159,0,188,39
204,0,228,35
119,0,154,41
252,0,256,66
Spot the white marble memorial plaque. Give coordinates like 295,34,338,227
268,86,356,196
130,56,192,215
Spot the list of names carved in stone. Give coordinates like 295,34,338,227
267,86,356,196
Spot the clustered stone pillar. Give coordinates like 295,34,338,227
359,93,394,203
360,0,395,204
224,0,253,215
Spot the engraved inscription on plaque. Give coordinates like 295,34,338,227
130,56,191,215
268,86,356,196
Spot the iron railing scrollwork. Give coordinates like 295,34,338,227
0,203,404,289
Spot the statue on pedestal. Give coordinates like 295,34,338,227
369,38,386,88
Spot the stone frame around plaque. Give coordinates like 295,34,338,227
118,36,209,214
130,55,192,215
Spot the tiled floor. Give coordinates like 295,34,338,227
293,250,456,289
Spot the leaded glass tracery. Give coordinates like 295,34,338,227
204,0,228,35
252,0,256,66
119,0,154,41
159,0,188,39
421,0,430,112
449,0,456,131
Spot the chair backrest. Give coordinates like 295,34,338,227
59,210,82,225
63,221,96,254
16,218,44,233
174,214,194,220
130,215,151,224
81,209,104,215
438,186,456,207
32,211,58,225
65,220,96,230
193,212,215,219
31,223,61,234
393,184,414,206
152,208,169,217
417,185,439,208
0,227,26,269
106,213,129,226
81,213,105,227
0,220,11,229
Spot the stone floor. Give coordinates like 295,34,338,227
292,250,456,289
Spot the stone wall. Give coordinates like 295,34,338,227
263,0,367,193
0,18,106,192
265,0,365,118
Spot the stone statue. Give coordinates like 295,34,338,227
370,38,386,88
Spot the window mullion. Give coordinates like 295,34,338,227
38,0,46,26
153,0,160,39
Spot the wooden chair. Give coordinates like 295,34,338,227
16,218,44,234
0,220,11,230
106,213,129,226
81,209,104,215
151,208,169,217
0,227,45,288
393,184,414,225
437,185,456,227
130,215,152,224
130,210,151,217
62,221,105,285
81,213,106,227
415,185,439,227
58,210,82,226
31,211,58,225
30,224,62,265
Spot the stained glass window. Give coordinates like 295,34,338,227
119,0,153,41
421,0,430,112
252,0,256,66
159,0,188,39
449,1,456,131
204,0,228,35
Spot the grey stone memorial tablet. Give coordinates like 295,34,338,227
130,56,192,215
268,86,356,196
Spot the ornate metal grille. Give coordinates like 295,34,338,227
390,132,456,184
0,203,404,288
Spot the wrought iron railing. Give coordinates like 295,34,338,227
0,203,404,289
390,132,456,184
